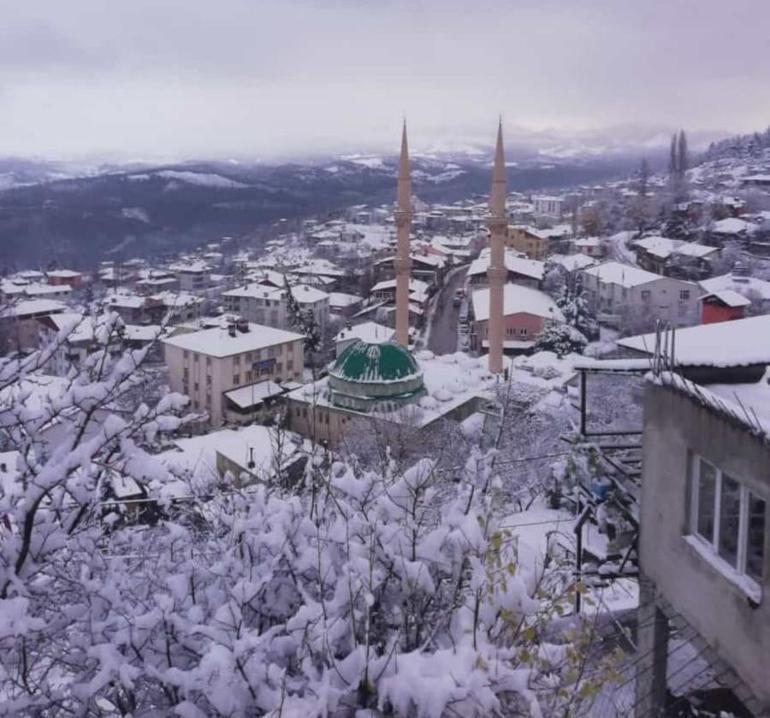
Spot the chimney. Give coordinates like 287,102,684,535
228,323,237,337
247,447,255,469
236,318,249,333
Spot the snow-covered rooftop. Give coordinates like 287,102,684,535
700,273,770,301
162,424,300,485
582,261,662,288
619,315,770,367
224,380,285,409
471,284,564,322
289,351,508,429
162,323,304,357
699,290,751,308
328,292,362,308
549,253,597,272
468,250,545,281
0,299,67,318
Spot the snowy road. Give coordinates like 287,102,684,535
426,265,468,354
606,230,639,266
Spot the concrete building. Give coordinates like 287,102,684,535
222,283,329,332
532,195,563,218
162,320,305,426
507,225,551,260
169,261,211,292
0,299,67,354
636,361,770,716
467,248,545,289
581,261,701,328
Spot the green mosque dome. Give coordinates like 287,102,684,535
328,340,425,412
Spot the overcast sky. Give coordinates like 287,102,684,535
0,0,768,160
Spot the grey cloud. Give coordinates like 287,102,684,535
0,0,767,159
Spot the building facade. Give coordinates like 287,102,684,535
582,261,701,328
636,377,769,716
162,321,305,426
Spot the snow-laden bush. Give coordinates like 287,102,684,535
0,322,617,716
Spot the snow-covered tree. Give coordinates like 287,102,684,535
284,277,322,359
556,275,598,341
0,323,619,717
533,321,588,358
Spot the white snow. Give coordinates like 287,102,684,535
619,314,770,367
155,170,248,188
162,323,304,357
471,284,564,322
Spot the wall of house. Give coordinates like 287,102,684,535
582,274,701,327
471,312,547,350
640,384,770,706
165,338,304,427
507,229,549,260
287,398,356,447
701,302,745,325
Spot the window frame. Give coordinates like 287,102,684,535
690,454,764,592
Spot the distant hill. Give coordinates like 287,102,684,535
0,152,635,270
700,126,770,163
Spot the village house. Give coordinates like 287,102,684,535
169,260,211,292
573,236,604,258
162,320,305,426
635,318,770,716
633,236,720,278
700,272,770,314
699,290,750,324
507,225,551,260
469,284,563,353
222,283,329,332
581,261,701,328
328,292,363,318
0,299,66,354
45,269,85,288
532,194,563,218
467,248,545,289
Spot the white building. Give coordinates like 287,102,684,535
162,320,305,426
532,195,563,218
169,261,211,292
581,261,701,328
222,283,329,332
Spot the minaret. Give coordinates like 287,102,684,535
394,121,412,347
487,120,507,374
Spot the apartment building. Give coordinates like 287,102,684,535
222,283,329,332
581,261,701,328
162,320,305,426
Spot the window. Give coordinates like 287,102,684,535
691,455,766,586
193,354,199,363
183,367,189,379
194,382,199,392
641,290,651,301
680,290,690,300
233,374,240,386
233,355,240,365
206,375,211,386
183,350,189,359
206,356,212,366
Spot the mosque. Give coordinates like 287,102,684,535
286,122,508,446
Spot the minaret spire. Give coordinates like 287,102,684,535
487,118,507,374
394,120,412,347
